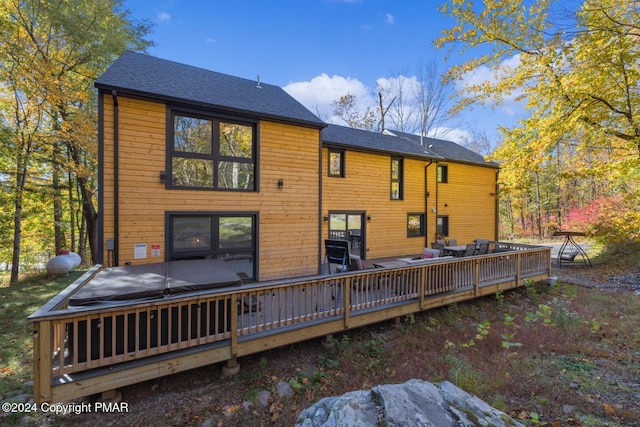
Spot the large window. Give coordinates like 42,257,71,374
328,148,345,177
169,111,256,190
407,213,425,237
391,157,403,200
168,213,256,280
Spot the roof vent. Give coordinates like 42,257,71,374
256,75,262,89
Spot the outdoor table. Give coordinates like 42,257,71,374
444,245,467,257
373,260,408,269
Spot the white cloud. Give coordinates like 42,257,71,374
375,75,421,98
156,11,171,23
284,74,375,122
283,72,504,146
205,38,216,44
385,13,395,25
428,127,471,144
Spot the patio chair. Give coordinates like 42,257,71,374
476,242,489,255
447,238,457,246
323,239,368,272
431,242,445,256
322,239,358,309
349,254,366,271
463,243,476,257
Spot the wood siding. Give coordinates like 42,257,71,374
322,148,497,259
100,95,321,281
436,162,497,243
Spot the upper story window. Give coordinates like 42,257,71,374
169,110,256,190
391,157,403,200
437,164,448,183
328,148,345,177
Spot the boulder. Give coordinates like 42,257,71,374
296,379,522,427
46,252,81,275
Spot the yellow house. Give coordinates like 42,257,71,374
96,51,326,282
95,52,498,281
29,53,535,405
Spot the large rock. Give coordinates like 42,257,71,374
46,252,81,275
295,379,522,427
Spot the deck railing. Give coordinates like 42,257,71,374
29,242,551,403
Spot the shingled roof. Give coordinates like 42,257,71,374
387,130,498,168
322,125,498,168
322,124,444,160
95,51,325,129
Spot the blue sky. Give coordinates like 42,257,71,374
128,0,523,146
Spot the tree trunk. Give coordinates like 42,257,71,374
10,188,23,285
10,161,28,285
53,149,66,253
67,144,98,264
68,170,76,253
535,172,542,239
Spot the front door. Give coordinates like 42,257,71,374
327,211,365,259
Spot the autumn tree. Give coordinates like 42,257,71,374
331,93,378,131
376,58,453,138
0,0,152,284
437,0,640,244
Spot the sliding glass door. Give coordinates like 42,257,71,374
327,211,365,259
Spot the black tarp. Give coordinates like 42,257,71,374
69,259,242,306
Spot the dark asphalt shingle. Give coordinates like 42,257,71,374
388,130,498,167
322,125,497,167
322,125,444,160
95,51,325,128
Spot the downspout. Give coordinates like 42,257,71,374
318,133,324,274
97,91,104,264
435,161,440,240
495,168,500,241
111,90,119,266
424,160,433,248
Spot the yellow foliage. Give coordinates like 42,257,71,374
437,0,640,242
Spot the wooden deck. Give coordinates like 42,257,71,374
28,242,551,403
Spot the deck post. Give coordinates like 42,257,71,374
32,320,52,403
393,317,401,328
516,253,521,287
321,334,334,349
419,268,425,309
230,295,238,358
100,389,122,403
343,277,351,329
222,357,240,376
474,259,480,297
